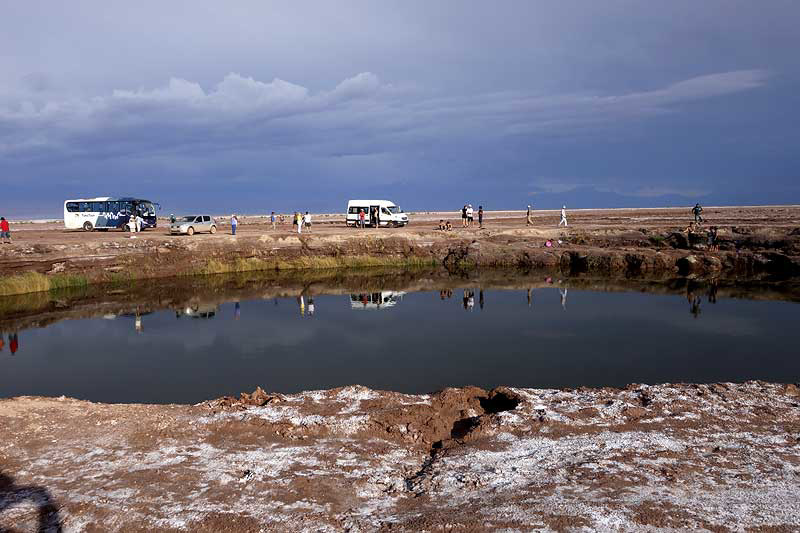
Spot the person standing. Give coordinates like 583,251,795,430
135,214,143,233
478,206,484,228
526,205,533,226
359,209,366,228
466,204,474,227
303,211,311,232
374,206,380,228
0,217,11,244
296,212,303,234
692,203,704,224
230,214,238,235
271,211,276,230
559,205,568,227
461,204,467,227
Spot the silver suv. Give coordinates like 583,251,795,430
170,215,217,236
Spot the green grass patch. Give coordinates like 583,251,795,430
195,255,437,275
0,272,89,297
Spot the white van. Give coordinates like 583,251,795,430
346,199,408,227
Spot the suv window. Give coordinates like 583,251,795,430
202,216,210,222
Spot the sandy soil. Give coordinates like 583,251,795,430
7,205,800,244
2,382,800,531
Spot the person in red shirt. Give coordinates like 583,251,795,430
0,217,10,243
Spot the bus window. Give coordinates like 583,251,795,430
80,202,92,212
107,201,120,213
92,201,107,212
120,201,133,213
66,202,79,213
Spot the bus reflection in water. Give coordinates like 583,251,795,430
350,292,406,310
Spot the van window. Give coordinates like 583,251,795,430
66,202,79,213
348,206,367,214
382,208,391,215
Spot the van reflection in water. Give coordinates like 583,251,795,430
175,303,218,319
350,291,406,310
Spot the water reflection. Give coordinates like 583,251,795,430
1,270,799,403
0,332,19,355
349,291,406,310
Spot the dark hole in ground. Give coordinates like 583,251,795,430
479,390,521,414
450,416,480,439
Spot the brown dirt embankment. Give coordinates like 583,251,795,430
2,381,800,531
2,206,799,296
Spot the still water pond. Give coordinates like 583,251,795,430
1,276,799,403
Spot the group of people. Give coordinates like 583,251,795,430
685,204,720,251
460,204,484,228
292,211,312,234
353,207,384,229
526,205,568,227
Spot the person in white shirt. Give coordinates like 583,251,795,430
303,211,311,232
559,205,568,227
466,205,474,227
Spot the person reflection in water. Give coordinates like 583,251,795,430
298,295,305,316
308,298,315,316
687,288,702,318
559,287,568,311
0,335,4,353
9,333,18,354
708,280,718,304
479,289,484,310
462,289,475,311
527,288,532,308
134,310,143,334
234,301,241,320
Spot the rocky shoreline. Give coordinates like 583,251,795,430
2,382,800,531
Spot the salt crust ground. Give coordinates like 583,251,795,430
1,382,799,532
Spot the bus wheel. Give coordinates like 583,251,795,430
210,225,217,234
187,227,195,236
82,221,93,231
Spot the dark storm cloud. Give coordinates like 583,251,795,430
0,1,798,216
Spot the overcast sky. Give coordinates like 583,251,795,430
1,0,798,217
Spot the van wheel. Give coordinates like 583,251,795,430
187,227,195,236
210,225,217,234
83,221,93,231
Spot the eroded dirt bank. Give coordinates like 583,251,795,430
2,382,800,531
2,206,799,295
